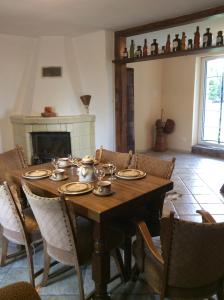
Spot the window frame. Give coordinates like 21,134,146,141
198,55,224,148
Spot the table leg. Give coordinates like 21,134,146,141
92,223,111,300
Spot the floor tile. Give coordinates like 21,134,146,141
178,215,202,223
194,194,223,204
172,203,201,215
199,204,224,215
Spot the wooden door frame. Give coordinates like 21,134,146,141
114,5,224,152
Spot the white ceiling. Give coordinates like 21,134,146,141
0,0,223,37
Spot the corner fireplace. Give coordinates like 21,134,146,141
31,132,71,164
10,115,95,164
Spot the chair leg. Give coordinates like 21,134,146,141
217,286,224,300
123,236,132,280
0,235,8,267
41,242,51,287
111,248,126,282
73,256,85,300
25,244,35,286
131,263,140,282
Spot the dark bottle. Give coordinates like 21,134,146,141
151,39,158,55
188,39,193,50
216,31,223,46
122,47,128,59
173,34,180,52
161,46,165,54
143,39,148,57
203,28,212,48
135,46,142,58
165,34,171,53
194,26,200,49
129,40,135,58
181,32,187,50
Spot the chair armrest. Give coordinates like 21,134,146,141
135,220,164,265
196,210,216,224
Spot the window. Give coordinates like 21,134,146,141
199,56,224,146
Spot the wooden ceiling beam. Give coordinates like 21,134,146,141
116,5,224,37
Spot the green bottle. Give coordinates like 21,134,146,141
129,40,135,59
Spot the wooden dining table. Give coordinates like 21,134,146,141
9,163,173,300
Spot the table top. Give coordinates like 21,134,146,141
9,164,173,223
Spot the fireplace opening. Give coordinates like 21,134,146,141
31,132,71,164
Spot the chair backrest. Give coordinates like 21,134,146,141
0,182,25,244
0,145,27,182
160,214,224,292
22,183,78,265
130,153,175,179
95,147,132,170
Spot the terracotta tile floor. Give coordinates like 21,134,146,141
0,151,224,299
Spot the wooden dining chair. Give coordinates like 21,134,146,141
0,281,41,300
130,153,176,235
118,153,176,278
133,211,224,300
95,146,133,170
0,145,28,209
0,145,27,181
22,183,124,300
0,182,42,286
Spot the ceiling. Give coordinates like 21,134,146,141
0,0,223,37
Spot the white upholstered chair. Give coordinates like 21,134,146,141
22,183,124,300
0,182,41,286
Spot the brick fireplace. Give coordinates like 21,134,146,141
10,115,95,164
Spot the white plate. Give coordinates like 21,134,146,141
115,169,146,180
22,169,51,179
58,182,94,195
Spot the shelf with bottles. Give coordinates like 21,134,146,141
113,27,224,64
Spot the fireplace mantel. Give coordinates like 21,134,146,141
10,115,95,164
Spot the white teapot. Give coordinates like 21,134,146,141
77,156,96,183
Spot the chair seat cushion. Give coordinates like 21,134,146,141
133,236,163,294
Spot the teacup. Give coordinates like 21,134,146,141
52,168,65,180
58,158,69,167
96,181,111,195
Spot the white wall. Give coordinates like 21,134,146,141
129,60,163,152
0,34,35,151
162,56,196,151
0,31,115,153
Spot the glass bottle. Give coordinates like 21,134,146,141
129,40,135,58
151,39,158,55
194,26,200,49
203,28,212,48
173,34,180,52
122,47,128,59
165,34,171,53
188,39,193,50
181,32,187,50
216,31,223,46
135,46,142,58
143,39,148,57
161,46,165,54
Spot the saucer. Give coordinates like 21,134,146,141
92,189,115,197
49,175,68,181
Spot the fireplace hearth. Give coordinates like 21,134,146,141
31,132,71,164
